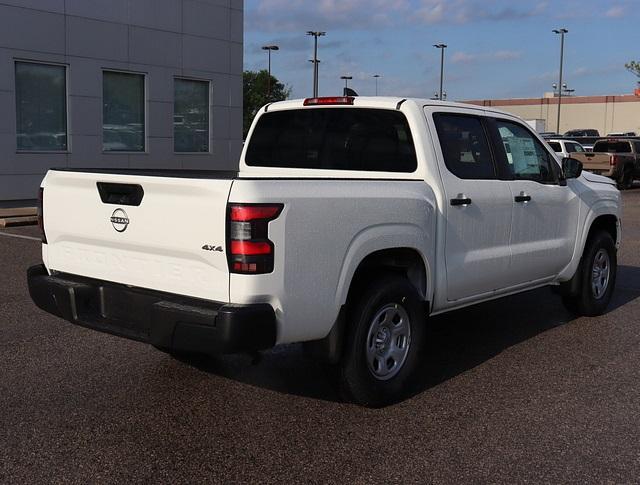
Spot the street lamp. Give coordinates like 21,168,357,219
433,43,447,101
553,28,568,134
553,82,574,97
373,74,381,96
307,31,326,97
341,75,353,95
261,45,279,97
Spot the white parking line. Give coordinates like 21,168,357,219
0,231,41,242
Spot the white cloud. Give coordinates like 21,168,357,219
415,0,547,25
451,50,522,64
605,5,625,17
247,0,548,32
247,0,411,32
494,50,522,61
452,51,476,64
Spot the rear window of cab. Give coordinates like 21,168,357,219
246,108,418,173
593,141,632,153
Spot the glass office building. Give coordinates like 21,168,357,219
0,0,243,203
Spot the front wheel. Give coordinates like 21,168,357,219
339,274,426,407
563,231,617,317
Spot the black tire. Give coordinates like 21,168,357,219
562,231,617,317
617,166,633,190
339,274,426,407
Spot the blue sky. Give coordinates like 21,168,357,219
244,0,640,101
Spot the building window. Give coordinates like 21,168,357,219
174,78,210,153
103,71,145,152
15,61,68,152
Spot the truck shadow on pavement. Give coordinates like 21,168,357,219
182,265,640,405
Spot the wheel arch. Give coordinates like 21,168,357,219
587,213,619,246
344,248,430,312
304,246,432,365
559,210,620,295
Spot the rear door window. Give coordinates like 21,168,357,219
433,113,496,179
246,108,417,172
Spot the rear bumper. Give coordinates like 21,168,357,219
27,264,276,355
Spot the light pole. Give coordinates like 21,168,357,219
373,74,381,96
261,45,279,97
307,31,326,97
308,59,321,95
341,75,353,95
553,28,568,134
433,43,447,101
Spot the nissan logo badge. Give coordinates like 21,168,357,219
110,208,130,233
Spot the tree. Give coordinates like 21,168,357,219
243,70,291,137
625,61,640,78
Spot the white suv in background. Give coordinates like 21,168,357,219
547,139,587,159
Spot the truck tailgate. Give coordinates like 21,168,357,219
575,152,611,173
42,169,234,303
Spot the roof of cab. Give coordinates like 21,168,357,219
263,96,512,117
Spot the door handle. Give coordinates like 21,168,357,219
514,193,532,203
450,195,472,207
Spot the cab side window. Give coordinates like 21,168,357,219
433,113,496,180
494,120,556,183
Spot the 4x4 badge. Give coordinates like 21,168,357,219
202,245,224,253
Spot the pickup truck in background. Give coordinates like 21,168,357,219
607,131,637,137
28,97,621,407
565,129,601,137
571,138,640,189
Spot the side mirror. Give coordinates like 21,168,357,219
562,157,583,179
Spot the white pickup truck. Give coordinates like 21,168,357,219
28,97,621,407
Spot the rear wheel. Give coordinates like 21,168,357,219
339,274,426,407
562,231,617,316
617,166,633,190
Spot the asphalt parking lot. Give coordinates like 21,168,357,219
1,190,640,484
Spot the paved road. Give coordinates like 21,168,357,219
2,191,640,484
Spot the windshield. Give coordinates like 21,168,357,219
246,108,418,172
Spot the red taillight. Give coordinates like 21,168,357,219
610,155,618,166
230,205,282,222
230,240,272,256
303,96,355,106
227,203,282,274
38,187,47,244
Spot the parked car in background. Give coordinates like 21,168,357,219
547,139,586,159
570,138,640,189
539,132,558,139
565,129,600,137
607,132,637,137
562,136,600,152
